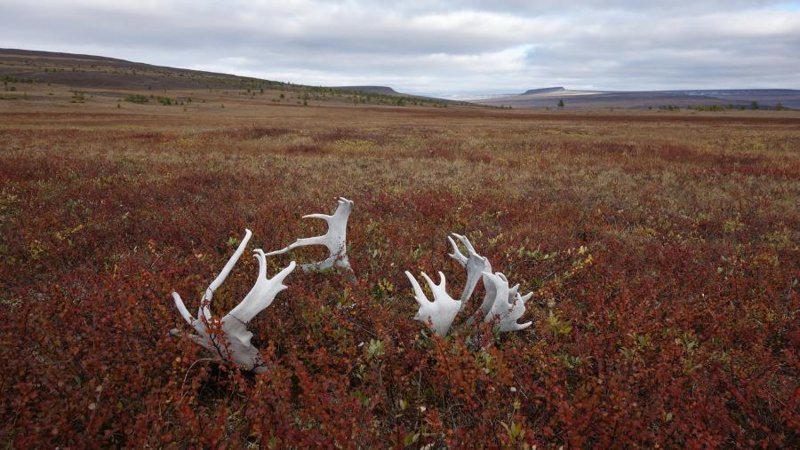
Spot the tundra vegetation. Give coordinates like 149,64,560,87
1,85,799,448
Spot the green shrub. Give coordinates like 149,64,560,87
124,94,149,104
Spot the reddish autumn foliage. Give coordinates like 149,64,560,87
1,105,799,448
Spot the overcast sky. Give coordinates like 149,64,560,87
2,0,799,97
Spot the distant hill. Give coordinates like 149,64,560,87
0,48,468,107
522,87,566,95
479,87,800,109
0,48,288,91
335,86,401,96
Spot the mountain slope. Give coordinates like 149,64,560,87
0,48,282,91
0,48,468,107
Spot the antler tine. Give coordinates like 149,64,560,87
452,233,478,255
199,229,253,320
205,229,253,297
421,271,445,292
500,292,532,332
303,212,333,220
507,281,533,305
171,292,194,325
405,271,429,306
265,236,326,257
332,197,353,217
447,235,468,266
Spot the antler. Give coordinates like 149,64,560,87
447,233,492,307
405,271,461,336
267,197,354,273
171,229,296,373
481,272,533,332
407,233,533,336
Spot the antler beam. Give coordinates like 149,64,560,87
447,233,492,306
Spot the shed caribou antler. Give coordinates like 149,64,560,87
267,197,354,274
482,271,533,332
171,229,296,373
405,271,461,336
406,234,533,336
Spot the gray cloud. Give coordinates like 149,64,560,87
1,0,798,96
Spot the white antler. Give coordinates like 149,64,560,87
447,233,491,307
171,229,296,373
482,271,533,332
267,197,354,273
407,233,533,336
405,271,461,336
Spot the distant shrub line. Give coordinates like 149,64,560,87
123,94,180,106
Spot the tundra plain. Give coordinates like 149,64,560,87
1,75,799,447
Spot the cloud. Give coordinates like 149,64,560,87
522,9,800,90
1,0,798,95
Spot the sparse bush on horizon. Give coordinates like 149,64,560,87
124,94,149,104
